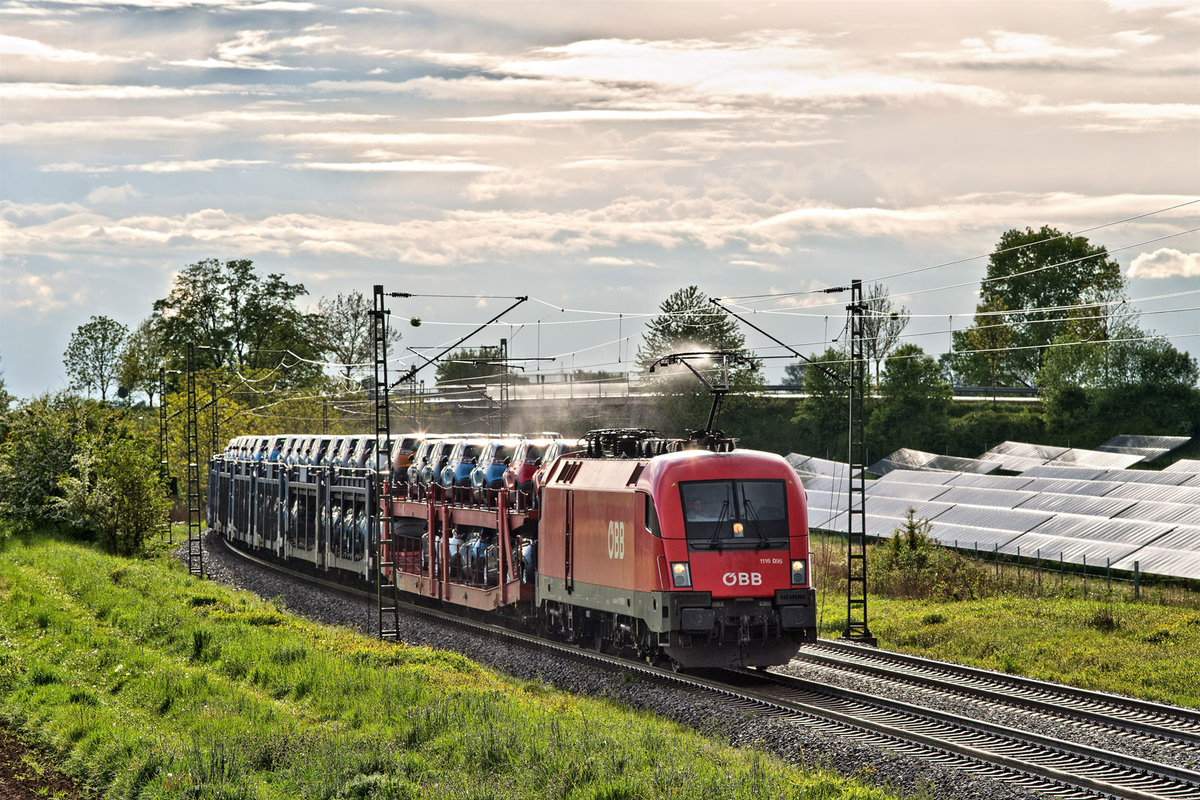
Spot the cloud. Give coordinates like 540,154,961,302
290,159,504,172
86,184,144,203
0,272,84,313
43,159,270,174
0,34,133,64
4,192,1192,269
0,83,220,101
1022,101,1200,132
1,116,226,143
1128,248,1200,278
262,131,529,147
901,31,1121,68
1112,30,1162,47
421,34,1011,112
450,109,737,123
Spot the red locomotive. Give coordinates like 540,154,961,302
211,428,817,669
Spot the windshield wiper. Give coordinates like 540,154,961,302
706,499,730,551
741,498,771,546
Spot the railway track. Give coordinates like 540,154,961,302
731,668,1200,800
795,640,1200,752
216,537,1200,800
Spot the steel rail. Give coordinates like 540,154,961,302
800,640,1200,748
214,536,1200,800
737,669,1200,800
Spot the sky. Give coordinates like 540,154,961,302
2,0,1198,400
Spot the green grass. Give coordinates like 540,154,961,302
0,533,901,800
809,534,1200,708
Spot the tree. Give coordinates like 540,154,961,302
117,317,164,406
636,285,756,377
55,434,169,556
435,346,512,386
866,344,952,456
152,259,325,386
636,286,761,435
64,315,128,401
953,227,1125,388
790,346,850,458
318,290,402,388
957,295,1012,398
861,282,909,386
0,393,109,528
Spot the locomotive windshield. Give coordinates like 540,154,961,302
679,480,789,550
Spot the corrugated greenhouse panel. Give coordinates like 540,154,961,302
1020,477,1122,496
1162,458,1200,473
876,470,957,486
1027,514,1174,544
980,454,1051,473
933,504,1053,532
803,490,842,528
923,522,1026,551
1000,532,1141,566
1045,449,1145,470
944,473,1034,490
800,476,838,494
1113,538,1200,580
1019,465,1108,481
1101,482,1200,504
1184,474,1200,488
1099,435,1190,462
1114,500,1200,526
937,485,1037,508
1014,492,1136,517
1139,524,1200,550
1097,469,1193,485
865,480,954,502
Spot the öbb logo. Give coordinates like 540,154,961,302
722,572,762,587
607,521,626,559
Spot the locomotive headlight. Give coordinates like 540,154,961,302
790,559,807,586
670,561,692,588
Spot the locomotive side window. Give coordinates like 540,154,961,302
642,492,661,537
679,480,788,550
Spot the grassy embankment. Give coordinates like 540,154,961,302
809,530,1200,709
0,532,899,800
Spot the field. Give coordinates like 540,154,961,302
0,532,898,800
810,532,1200,709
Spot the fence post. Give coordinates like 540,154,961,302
1106,557,1111,596
1134,561,1140,599
994,543,999,578
1083,553,1087,599
1036,547,1041,592
1017,546,1021,582
1060,551,1064,587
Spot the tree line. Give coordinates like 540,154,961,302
3,228,1198,554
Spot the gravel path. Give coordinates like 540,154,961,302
194,532,1053,800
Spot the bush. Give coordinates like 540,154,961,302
873,509,987,601
55,434,168,556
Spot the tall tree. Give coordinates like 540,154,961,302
63,315,128,401
435,346,511,386
790,346,851,458
861,282,910,386
636,285,757,381
152,258,324,386
636,285,761,435
866,344,952,456
952,227,1125,388
117,317,164,406
318,290,401,387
